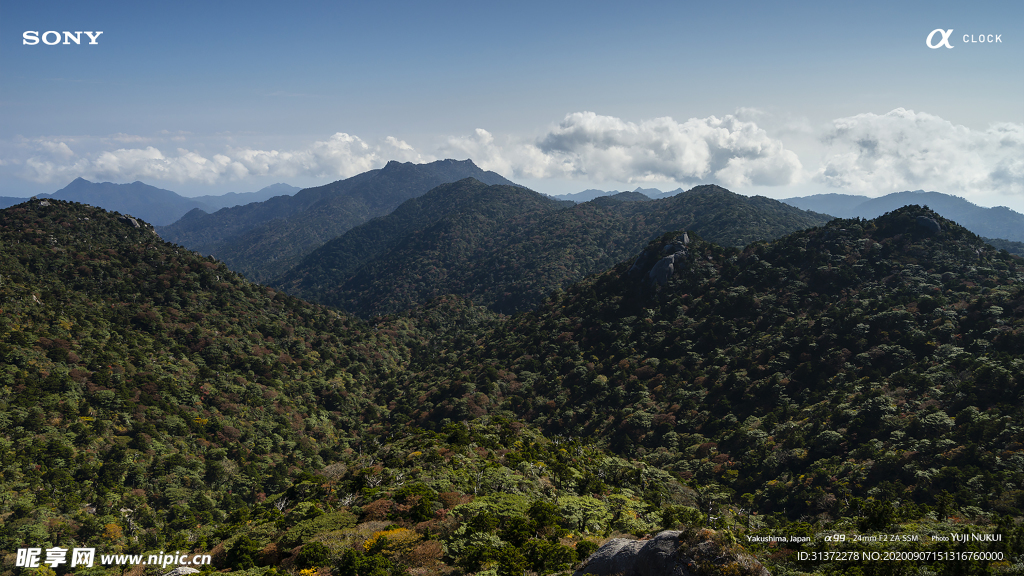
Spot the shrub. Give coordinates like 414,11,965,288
297,542,332,568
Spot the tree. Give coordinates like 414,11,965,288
297,542,331,568
226,535,260,569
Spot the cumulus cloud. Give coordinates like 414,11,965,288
40,141,76,160
444,112,804,188
817,108,1024,196
21,143,248,184
228,133,380,180
10,110,1020,199
15,133,430,184
444,129,517,176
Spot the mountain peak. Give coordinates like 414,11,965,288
381,158,480,171
48,179,203,226
64,177,93,190
684,184,734,195
160,159,521,283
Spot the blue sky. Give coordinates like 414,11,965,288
2,0,1022,209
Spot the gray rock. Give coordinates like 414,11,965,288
163,568,200,576
575,531,694,576
647,250,686,286
916,216,941,234
575,530,769,576
119,215,141,228
648,256,676,286
575,537,647,575
632,531,694,576
627,233,690,282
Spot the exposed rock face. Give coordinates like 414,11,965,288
648,256,677,286
631,531,694,575
916,216,941,234
577,537,648,575
575,529,770,576
628,232,690,286
119,215,141,228
575,532,693,576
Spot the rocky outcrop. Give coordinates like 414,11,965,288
627,232,690,287
119,215,141,228
916,216,941,234
575,529,769,576
162,568,199,576
578,537,648,575
575,532,693,576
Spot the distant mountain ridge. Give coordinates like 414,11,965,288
782,190,1024,242
189,182,300,210
157,159,521,283
552,186,685,202
0,180,299,225
43,178,200,226
275,182,832,316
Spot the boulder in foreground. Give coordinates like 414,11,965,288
575,529,770,576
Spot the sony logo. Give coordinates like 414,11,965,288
23,31,104,45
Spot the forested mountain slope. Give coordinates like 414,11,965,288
0,199,412,552
272,178,571,315
384,207,1024,523
1,199,773,576
277,184,832,316
3,199,1023,576
157,159,518,283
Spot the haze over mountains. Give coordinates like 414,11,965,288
191,183,301,210
0,179,300,225
559,186,1024,251
552,187,684,202
782,190,1024,242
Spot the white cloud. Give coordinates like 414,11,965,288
443,129,517,177
21,144,249,184
229,133,379,180
444,112,804,188
817,108,1024,196
15,133,427,184
9,110,1020,202
383,136,432,164
40,141,76,159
